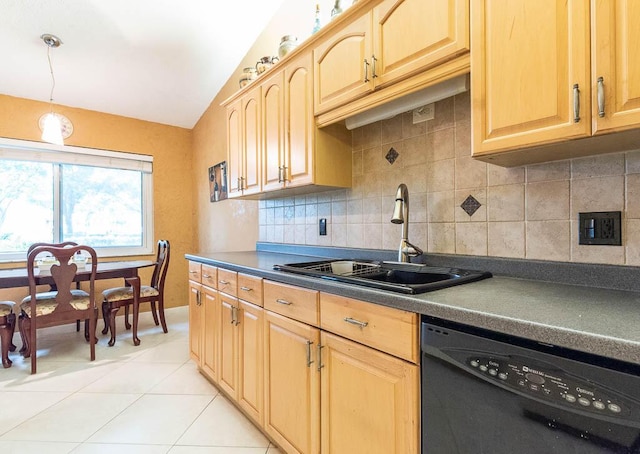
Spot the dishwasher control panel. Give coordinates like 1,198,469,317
466,354,632,417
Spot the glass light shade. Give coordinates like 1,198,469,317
41,112,64,145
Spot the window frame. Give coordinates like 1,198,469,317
0,137,154,262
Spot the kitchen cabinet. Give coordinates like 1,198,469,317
472,0,640,165
188,278,202,364
261,51,352,194
201,265,219,381
188,265,419,454
314,0,469,115
227,85,262,197
320,331,419,454
264,309,320,454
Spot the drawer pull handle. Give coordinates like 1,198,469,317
189,270,198,274
219,280,230,285
573,83,580,123
202,274,211,279
344,317,368,329
306,340,314,367
597,76,605,117
240,286,253,292
276,298,292,306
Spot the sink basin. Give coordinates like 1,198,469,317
273,259,491,294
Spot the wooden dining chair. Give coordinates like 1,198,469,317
0,301,17,368
19,244,98,374
102,239,170,346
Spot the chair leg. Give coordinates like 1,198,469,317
124,305,131,330
107,306,119,347
150,301,160,326
18,314,31,358
157,297,168,334
89,312,96,361
0,314,15,368
76,319,81,332
8,313,17,352
132,299,141,347
101,301,110,335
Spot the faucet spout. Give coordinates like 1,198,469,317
390,184,422,262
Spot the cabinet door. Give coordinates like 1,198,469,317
238,300,264,426
242,86,262,196
188,281,202,364
320,332,419,454
372,0,469,88
264,310,320,454
226,99,243,197
201,286,219,382
218,293,239,399
314,12,374,115
471,0,590,156
285,52,314,188
262,71,286,193
592,0,640,133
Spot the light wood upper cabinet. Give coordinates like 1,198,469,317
472,0,640,165
372,0,469,89
314,13,374,115
471,0,591,156
320,331,419,454
227,86,262,197
262,70,286,193
314,0,470,116
592,0,640,134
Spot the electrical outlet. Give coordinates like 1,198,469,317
578,211,621,245
319,218,327,236
412,103,435,124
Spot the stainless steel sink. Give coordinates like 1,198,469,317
273,259,492,294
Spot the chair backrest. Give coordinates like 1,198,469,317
27,241,78,256
26,244,98,316
150,240,170,293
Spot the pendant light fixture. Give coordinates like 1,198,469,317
39,33,73,145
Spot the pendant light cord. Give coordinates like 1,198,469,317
47,45,56,111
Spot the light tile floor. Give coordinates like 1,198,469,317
0,306,282,454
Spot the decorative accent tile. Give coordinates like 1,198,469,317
460,195,481,217
385,147,399,164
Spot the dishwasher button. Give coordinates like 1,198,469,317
479,365,488,372
578,397,591,407
488,369,498,376
470,360,479,368
593,401,606,410
498,372,508,380
608,403,622,413
565,394,576,403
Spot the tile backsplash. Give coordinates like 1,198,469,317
259,91,640,266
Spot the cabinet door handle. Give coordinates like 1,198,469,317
275,298,292,305
196,290,201,306
371,55,377,79
306,340,314,367
317,344,324,371
278,166,284,183
573,83,580,123
240,286,253,292
363,58,370,83
597,76,605,118
230,305,235,324
281,165,289,182
344,317,368,329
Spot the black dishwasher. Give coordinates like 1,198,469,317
421,316,640,453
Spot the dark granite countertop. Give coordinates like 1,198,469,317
185,250,640,367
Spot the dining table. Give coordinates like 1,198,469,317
0,260,155,289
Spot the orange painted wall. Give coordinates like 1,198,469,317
0,94,194,310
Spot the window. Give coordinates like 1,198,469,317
0,138,153,261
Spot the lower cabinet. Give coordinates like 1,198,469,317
188,263,419,454
320,331,419,454
264,310,321,454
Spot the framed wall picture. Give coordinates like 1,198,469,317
208,161,228,202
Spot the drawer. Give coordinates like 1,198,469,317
217,268,238,297
188,261,202,283
264,280,319,326
237,273,263,307
320,292,419,364
201,264,218,289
